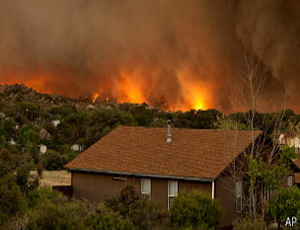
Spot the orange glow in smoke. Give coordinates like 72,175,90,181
0,69,213,111
114,71,147,104
0,71,54,94
169,68,212,111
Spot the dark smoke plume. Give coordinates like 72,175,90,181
0,0,299,111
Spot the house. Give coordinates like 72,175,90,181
71,144,83,152
278,131,300,153
52,119,61,128
39,144,47,154
65,125,262,228
8,138,16,145
39,128,51,140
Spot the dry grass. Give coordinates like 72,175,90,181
31,170,71,187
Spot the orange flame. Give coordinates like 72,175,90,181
168,68,213,111
113,71,147,104
1,68,214,111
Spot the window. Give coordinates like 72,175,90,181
288,175,293,187
168,180,178,209
141,178,151,198
236,180,242,213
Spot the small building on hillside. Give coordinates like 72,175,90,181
39,144,47,154
71,144,83,152
66,125,263,228
52,119,61,128
278,131,300,153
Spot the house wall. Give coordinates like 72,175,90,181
72,171,244,227
71,171,140,203
71,171,212,208
215,176,236,228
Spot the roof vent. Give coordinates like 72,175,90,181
167,120,172,143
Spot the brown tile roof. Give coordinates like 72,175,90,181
66,126,261,180
295,172,300,184
292,159,300,169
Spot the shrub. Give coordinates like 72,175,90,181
0,148,17,177
27,195,88,230
26,187,63,209
105,184,167,230
85,204,135,230
0,175,26,226
232,217,267,230
169,190,221,230
268,186,300,228
40,149,66,170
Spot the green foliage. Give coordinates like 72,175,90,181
105,184,167,230
248,146,297,193
40,149,66,170
215,114,250,130
26,187,63,209
18,126,40,145
169,190,221,230
85,204,135,230
59,144,78,162
232,217,266,230
173,109,222,129
0,175,26,226
0,148,17,177
279,146,298,165
27,196,88,230
268,186,300,228
47,104,77,118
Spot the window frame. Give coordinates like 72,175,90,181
288,175,293,187
236,180,242,213
168,180,178,209
141,178,151,198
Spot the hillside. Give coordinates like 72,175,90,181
0,84,82,106
0,83,298,172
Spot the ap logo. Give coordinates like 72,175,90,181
285,217,297,227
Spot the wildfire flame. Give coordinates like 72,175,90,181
0,68,214,111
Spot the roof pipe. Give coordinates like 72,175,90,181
212,180,215,199
167,119,172,143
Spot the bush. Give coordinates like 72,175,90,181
26,187,63,209
169,190,221,230
0,175,26,226
27,195,88,230
268,186,300,228
105,184,167,230
0,148,17,177
232,217,266,230
85,204,135,230
40,149,66,170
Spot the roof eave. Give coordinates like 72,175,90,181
67,167,214,182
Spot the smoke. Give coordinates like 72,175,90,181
0,0,299,111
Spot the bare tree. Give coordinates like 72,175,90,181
216,51,296,221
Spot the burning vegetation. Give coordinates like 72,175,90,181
0,69,213,111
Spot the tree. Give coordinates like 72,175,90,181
40,149,66,170
0,175,26,226
217,51,295,221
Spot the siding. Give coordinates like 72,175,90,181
72,171,140,203
72,171,212,208
72,172,235,227
215,176,236,227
